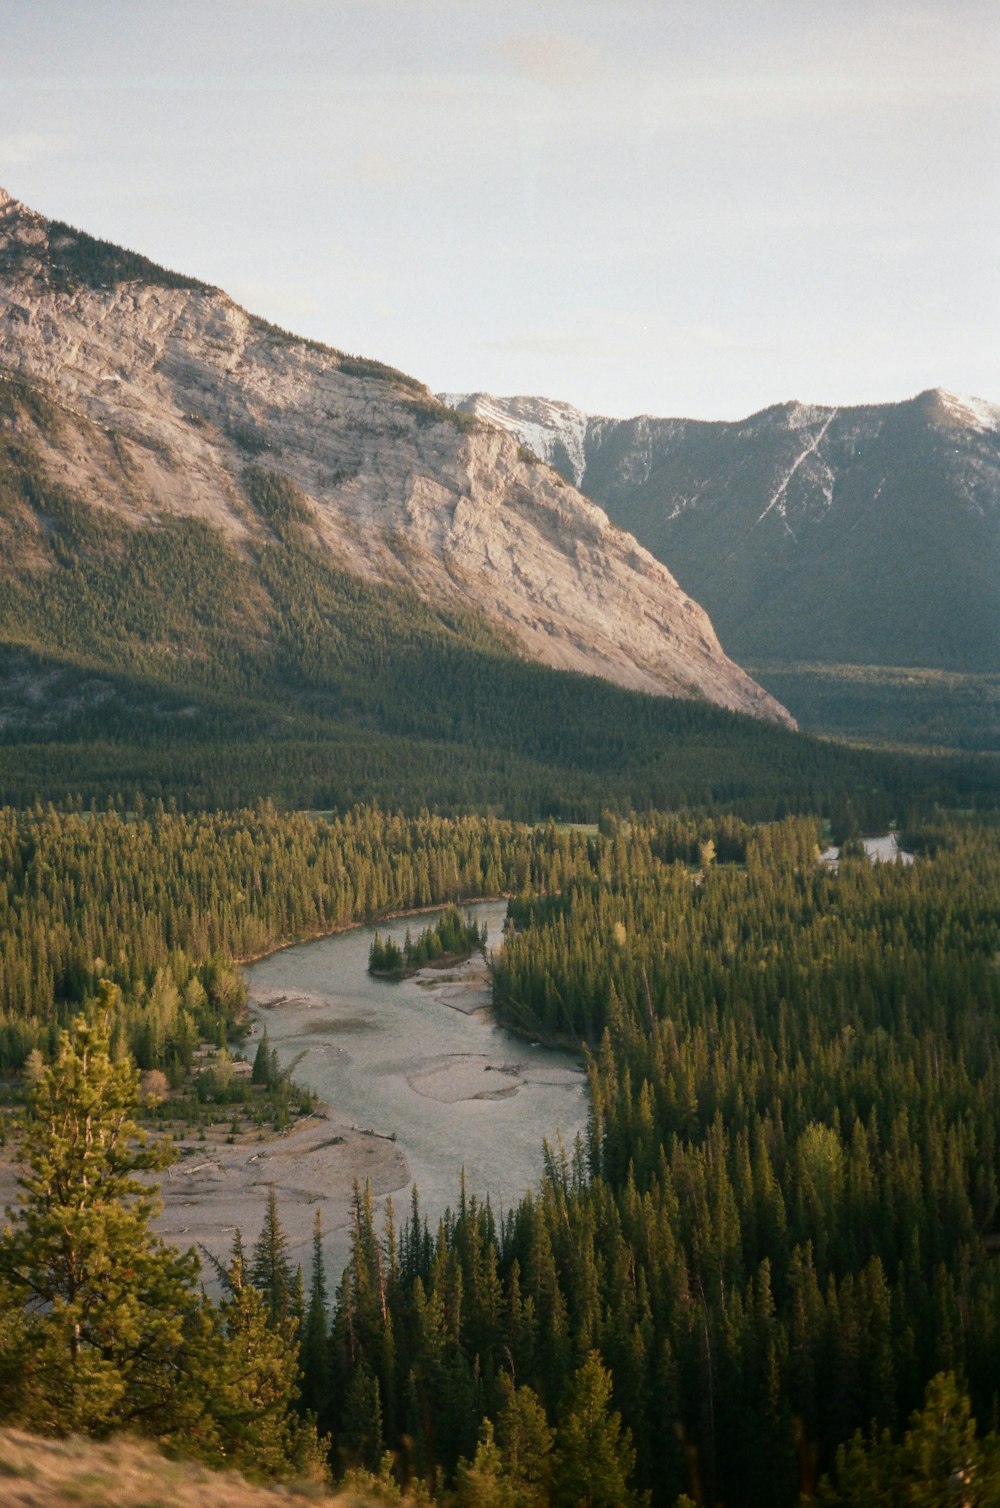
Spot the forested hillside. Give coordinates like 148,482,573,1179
330,813,1000,1505
2,804,1000,1504
0,373,995,819
579,393,1000,674
0,805,594,1070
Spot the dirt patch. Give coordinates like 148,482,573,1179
410,951,493,1015
0,1105,409,1294
151,1108,408,1280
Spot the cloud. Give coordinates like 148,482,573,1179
485,306,647,361
351,149,405,184
682,323,783,358
497,29,599,90
862,234,919,263
0,131,74,167
485,309,787,367
486,328,616,361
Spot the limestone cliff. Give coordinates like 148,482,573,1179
0,188,792,726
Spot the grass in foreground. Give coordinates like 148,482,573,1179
0,1429,341,1507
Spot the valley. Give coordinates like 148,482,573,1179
0,183,996,1508
239,900,585,1286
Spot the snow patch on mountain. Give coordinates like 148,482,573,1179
783,402,835,432
935,390,1000,434
439,392,589,487
756,410,838,531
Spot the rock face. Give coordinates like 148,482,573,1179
439,391,591,488
0,190,792,728
442,391,1000,674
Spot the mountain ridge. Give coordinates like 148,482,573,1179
441,387,1000,746
0,187,791,727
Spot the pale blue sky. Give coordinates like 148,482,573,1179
2,0,997,418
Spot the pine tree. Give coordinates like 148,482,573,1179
301,1209,331,1423
251,1028,273,1087
291,1264,306,1336
551,1351,643,1508
453,1419,516,1507
494,1376,552,1507
251,1184,292,1326
340,1361,385,1474
0,1004,201,1436
203,1250,326,1481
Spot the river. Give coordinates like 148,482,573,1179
243,900,588,1277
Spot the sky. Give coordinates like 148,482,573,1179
2,0,998,420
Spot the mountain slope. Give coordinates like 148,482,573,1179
0,186,789,728
0,348,921,823
443,390,1000,746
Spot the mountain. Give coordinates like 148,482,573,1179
0,187,789,729
437,391,592,490
442,391,1000,748
2,187,990,822
4,187,930,819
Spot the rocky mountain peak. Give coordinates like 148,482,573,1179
0,194,793,728
0,186,44,225
0,186,29,224
440,385,998,692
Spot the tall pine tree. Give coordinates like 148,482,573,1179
0,1002,201,1436
251,1183,293,1328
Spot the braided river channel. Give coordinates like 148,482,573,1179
243,900,588,1279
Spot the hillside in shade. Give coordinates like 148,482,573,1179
442,389,1000,749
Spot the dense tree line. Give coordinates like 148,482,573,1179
322,815,1000,1504
751,661,1000,754
0,217,214,294
0,803,597,1071
369,906,487,978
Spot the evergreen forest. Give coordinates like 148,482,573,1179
0,801,999,1504
369,906,487,978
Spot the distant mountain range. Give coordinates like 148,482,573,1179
6,187,921,818
441,390,1000,748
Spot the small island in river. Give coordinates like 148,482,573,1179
368,904,487,980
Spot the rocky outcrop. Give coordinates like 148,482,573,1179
0,190,792,727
